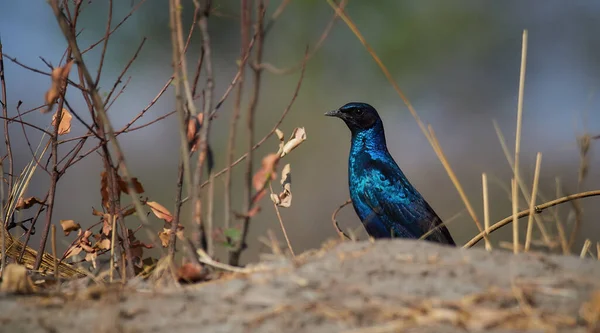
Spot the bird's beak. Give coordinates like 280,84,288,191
324,109,341,117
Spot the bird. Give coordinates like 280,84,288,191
325,102,455,245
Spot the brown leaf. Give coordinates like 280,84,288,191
59,219,81,236
0,264,35,294
187,113,204,152
101,214,112,236
43,60,74,112
91,207,104,217
117,176,145,194
158,228,184,248
158,229,170,247
100,171,110,209
252,153,280,191
51,108,72,135
280,127,306,157
245,153,282,218
176,262,207,283
66,229,94,258
147,201,174,223
15,197,44,211
130,241,154,261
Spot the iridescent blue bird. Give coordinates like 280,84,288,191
325,102,455,245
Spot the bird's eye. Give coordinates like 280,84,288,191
355,109,364,115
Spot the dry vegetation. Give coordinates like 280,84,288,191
0,1,599,332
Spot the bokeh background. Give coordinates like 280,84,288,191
2,0,600,264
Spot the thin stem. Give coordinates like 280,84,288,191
230,0,266,266
269,183,294,258
0,40,13,211
34,108,61,269
169,160,184,257
225,0,251,233
332,199,352,240
94,0,113,86
191,0,214,253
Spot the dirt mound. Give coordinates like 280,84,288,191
1,240,598,333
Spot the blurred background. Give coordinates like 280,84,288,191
1,0,600,264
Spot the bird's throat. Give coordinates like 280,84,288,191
350,126,388,154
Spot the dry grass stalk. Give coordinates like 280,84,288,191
524,152,542,251
553,178,570,254
493,121,553,246
580,239,592,258
481,173,492,251
511,178,519,254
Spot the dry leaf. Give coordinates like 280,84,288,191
187,113,204,152
280,127,306,157
59,219,81,236
101,214,112,236
64,245,83,259
91,207,104,217
128,229,153,262
252,153,280,191
271,163,292,208
15,196,43,210
65,230,95,259
270,193,280,205
51,108,72,135
85,252,98,269
82,230,93,242
246,153,282,218
80,243,95,253
100,171,110,209
158,228,185,248
177,262,207,283
44,60,74,112
158,229,170,247
275,128,285,154
117,176,145,194
147,201,174,223
0,264,35,294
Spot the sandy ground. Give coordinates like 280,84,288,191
0,239,599,333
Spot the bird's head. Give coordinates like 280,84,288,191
325,102,382,133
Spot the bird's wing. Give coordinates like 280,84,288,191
362,159,455,244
